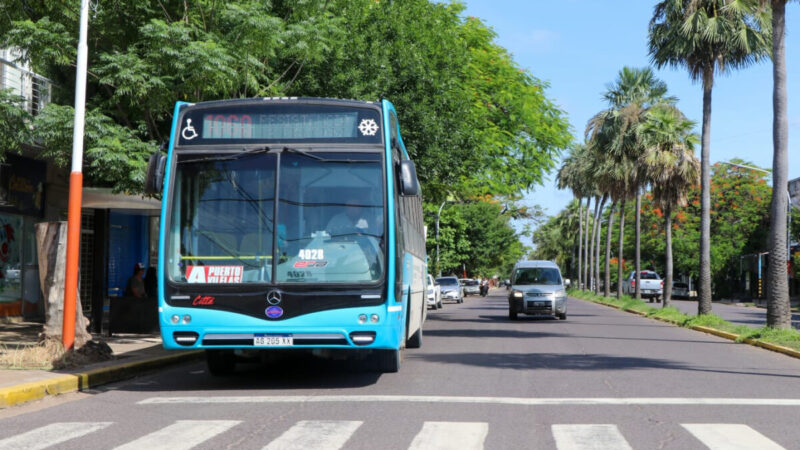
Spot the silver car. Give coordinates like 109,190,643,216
436,276,463,303
508,260,567,320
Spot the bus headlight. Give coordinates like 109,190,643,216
171,315,180,324
358,314,368,324
182,314,192,324
370,314,379,323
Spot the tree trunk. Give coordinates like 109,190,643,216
577,197,584,290
583,197,592,290
604,200,617,297
635,190,642,300
35,222,92,348
595,194,608,295
663,205,673,308
589,196,600,292
698,68,714,315
617,199,626,299
767,0,790,329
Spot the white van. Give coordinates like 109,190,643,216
507,260,567,320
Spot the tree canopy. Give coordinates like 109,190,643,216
0,0,572,200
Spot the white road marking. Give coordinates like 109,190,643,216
0,422,112,450
114,420,240,450
552,424,632,450
263,420,362,450
408,421,488,450
138,395,800,407
682,424,785,450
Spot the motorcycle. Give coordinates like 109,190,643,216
479,284,489,297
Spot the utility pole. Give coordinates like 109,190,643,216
62,0,90,350
435,201,446,277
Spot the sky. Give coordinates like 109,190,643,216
460,0,800,240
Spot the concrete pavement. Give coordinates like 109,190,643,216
0,326,201,408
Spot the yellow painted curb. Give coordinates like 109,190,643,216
0,350,202,408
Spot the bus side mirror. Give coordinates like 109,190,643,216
399,160,420,196
144,152,167,195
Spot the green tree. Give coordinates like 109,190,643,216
586,67,675,299
638,105,700,306
649,0,771,315
760,0,793,328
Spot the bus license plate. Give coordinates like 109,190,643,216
254,334,293,346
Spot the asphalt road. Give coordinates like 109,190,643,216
3,291,800,449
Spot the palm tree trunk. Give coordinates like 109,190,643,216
767,0,790,329
617,199,626,299
589,196,600,292
604,200,617,297
583,197,592,290
698,68,714,315
577,197,584,290
663,205,673,308
595,194,608,294
635,190,642,300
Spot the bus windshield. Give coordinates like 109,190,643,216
167,151,385,285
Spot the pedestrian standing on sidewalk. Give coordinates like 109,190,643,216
125,263,146,298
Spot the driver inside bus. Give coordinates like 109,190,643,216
327,195,378,237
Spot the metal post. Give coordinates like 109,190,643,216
62,0,90,350
435,201,446,277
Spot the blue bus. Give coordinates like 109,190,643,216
144,98,427,373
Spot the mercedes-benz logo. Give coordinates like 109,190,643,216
267,290,282,305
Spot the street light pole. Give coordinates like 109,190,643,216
62,0,90,350
435,201,446,277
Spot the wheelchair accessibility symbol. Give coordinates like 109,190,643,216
182,119,198,140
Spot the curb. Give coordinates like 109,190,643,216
572,295,800,361
0,350,202,408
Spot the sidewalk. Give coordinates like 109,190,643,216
0,322,201,408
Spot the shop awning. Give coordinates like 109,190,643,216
81,187,161,211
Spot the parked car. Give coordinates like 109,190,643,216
507,260,567,320
427,274,442,309
622,270,663,302
436,276,464,303
459,278,480,296
672,282,690,299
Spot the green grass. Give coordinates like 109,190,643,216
568,288,800,353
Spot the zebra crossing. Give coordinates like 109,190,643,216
0,419,787,450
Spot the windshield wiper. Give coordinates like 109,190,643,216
178,146,272,164
282,147,378,163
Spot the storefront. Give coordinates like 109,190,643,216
0,154,46,318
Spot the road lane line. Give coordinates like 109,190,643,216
552,424,632,450
408,421,488,450
263,420,362,450
682,424,785,450
0,422,112,450
113,420,240,450
138,395,800,407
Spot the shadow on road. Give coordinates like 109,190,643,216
411,351,800,379
424,328,560,339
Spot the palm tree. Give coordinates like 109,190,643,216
639,106,700,307
586,67,675,300
557,146,591,288
649,0,771,314
761,0,791,328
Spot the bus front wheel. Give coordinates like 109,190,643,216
206,349,236,376
376,349,401,373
